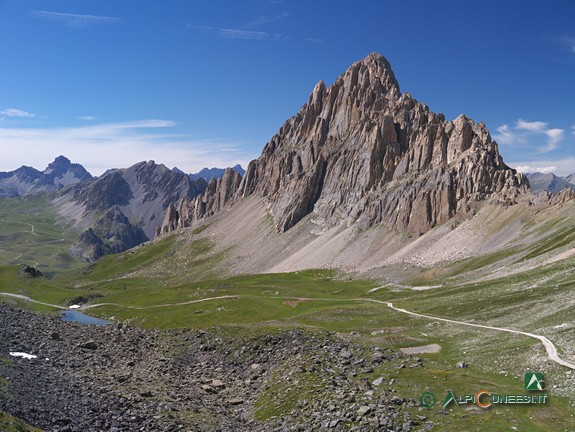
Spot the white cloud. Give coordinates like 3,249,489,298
30,10,120,28
1,108,35,118
511,157,575,176
77,116,97,121
0,121,255,176
516,119,547,133
514,165,557,174
494,118,565,154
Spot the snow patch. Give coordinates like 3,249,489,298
9,352,37,359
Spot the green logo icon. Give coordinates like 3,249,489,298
525,372,544,391
443,390,457,409
420,392,436,409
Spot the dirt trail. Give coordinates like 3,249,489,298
84,295,239,310
0,293,67,310
363,298,575,370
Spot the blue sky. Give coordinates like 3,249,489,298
0,0,574,175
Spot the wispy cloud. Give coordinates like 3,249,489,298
219,28,269,40
191,25,279,41
0,121,254,175
541,128,564,152
494,124,517,145
1,108,35,118
512,157,575,176
243,12,290,29
560,37,575,55
30,10,120,28
494,118,564,153
77,116,97,121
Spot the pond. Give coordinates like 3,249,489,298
60,310,111,325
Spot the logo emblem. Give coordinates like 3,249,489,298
442,390,457,408
525,372,544,391
420,392,436,409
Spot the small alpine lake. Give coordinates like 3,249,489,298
60,310,111,325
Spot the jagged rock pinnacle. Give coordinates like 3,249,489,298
160,53,528,236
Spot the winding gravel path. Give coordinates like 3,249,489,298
84,295,239,310
0,292,67,310
362,298,575,370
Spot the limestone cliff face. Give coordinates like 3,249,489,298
159,168,242,234
161,53,528,236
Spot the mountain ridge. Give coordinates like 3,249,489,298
0,155,92,198
187,164,245,181
51,160,207,261
526,172,575,194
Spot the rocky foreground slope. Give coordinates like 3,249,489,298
0,305,430,431
161,53,528,237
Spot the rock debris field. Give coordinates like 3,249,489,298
0,305,433,431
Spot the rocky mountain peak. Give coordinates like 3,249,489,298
354,52,400,94
45,155,72,171
160,53,528,236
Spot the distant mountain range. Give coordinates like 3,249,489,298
0,156,92,198
175,164,245,181
525,172,575,194
0,157,244,262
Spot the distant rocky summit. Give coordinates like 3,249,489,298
525,172,575,194
0,156,92,197
161,53,528,236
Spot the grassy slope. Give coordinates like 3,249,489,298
0,411,42,432
1,221,575,430
0,195,82,273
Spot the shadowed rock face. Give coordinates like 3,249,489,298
72,207,149,262
161,53,529,236
66,160,207,261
